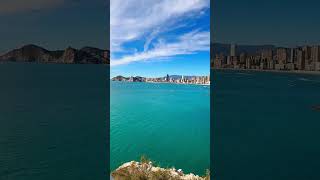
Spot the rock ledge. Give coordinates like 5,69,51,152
112,161,209,180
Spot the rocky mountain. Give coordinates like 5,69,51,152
0,44,109,64
112,75,145,82
111,75,129,81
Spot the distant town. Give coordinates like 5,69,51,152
112,74,210,85
212,43,320,72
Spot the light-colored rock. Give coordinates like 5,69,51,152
112,161,209,180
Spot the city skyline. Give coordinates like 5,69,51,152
110,0,210,78
212,43,320,71
112,74,210,85
111,73,210,79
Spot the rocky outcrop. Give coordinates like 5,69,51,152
112,161,210,180
61,47,77,63
0,44,109,64
111,75,129,81
112,76,146,82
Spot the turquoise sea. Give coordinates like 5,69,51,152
213,70,320,180
110,81,210,175
0,64,108,180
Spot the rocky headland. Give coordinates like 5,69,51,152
111,161,210,180
0,44,109,64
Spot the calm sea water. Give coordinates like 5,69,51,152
213,70,320,180
110,81,210,175
0,64,108,180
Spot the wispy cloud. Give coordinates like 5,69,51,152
111,30,209,66
0,0,65,14
111,0,210,66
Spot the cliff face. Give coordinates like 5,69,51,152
112,161,210,180
0,44,110,64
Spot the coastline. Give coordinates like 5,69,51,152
212,68,320,76
145,81,210,86
111,80,210,86
111,161,210,180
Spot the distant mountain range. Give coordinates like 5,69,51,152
0,44,109,64
211,42,275,56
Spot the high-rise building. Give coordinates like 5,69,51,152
303,46,312,62
214,53,226,68
311,45,320,62
267,59,275,70
227,56,232,65
230,44,236,57
239,53,247,64
260,59,267,70
290,48,296,63
276,48,288,64
261,49,274,70
296,49,306,70
231,56,239,66
246,57,253,69
261,49,273,61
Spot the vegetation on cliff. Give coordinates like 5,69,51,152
111,156,210,180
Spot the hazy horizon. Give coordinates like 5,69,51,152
0,0,109,54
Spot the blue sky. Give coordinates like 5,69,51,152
110,0,210,78
0,0,108,54
212,0,320,47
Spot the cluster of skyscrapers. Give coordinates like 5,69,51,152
112,74,210,85
145,74,210,85
213,44,320,71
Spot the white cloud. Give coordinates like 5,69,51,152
111,0,210,66
144,28,160,52
0,0,64,14
111,30,209,66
